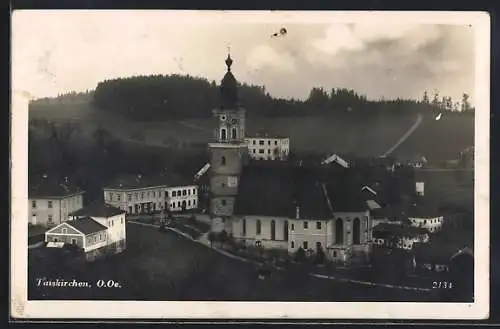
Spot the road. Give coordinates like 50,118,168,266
381,113,423,157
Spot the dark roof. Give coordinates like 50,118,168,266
220,54,239,109
372,223,429,238
104,173,194,190
67,216,107,235
70,202,125,218
234,162,368,218
29,177,83,198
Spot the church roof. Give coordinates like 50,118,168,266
220,54,239,109
29,176,83,199
234,162,369,219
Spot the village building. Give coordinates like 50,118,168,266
103,174,198,214
28,176,84,227
45,202,126,260
229,162,372,262
412,241,473,273
371,222,430,251
245,135,290,161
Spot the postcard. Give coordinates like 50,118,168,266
11,10,490,320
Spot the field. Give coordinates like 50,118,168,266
29,103,474,165
28,223,445,301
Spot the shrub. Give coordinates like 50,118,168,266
294,247,307,263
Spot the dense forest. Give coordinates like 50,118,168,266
90,74,475,121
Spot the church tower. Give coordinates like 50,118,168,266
208,53,247,233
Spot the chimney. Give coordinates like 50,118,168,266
296,206,300,219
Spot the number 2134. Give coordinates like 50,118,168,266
432,281,453,289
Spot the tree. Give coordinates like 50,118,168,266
315,246,326,265
432,91,440,108
294,247,307,263
461,93,472,112
422,90,430,104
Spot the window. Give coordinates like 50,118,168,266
303,241,308,250
183,190,187,196
275,141,278,145
188,200,191,206
117,194,121,201
221,128,227,140
259,140,264,145
141,192,144,199
267,149,271,154
188,189,191,195
291,224,295,231
353,218,361,244
62,228,67,234
291,241,295,248
316,242,322,250
172,191,177,197
99,234,102,241
259,149,264,154
177,190,182,196
178,201,181,207
71,238,77,245
253,149,256,154
31,200,36,208
109,193,113,201
193,199,196,205
270,220,276,240
193,188,196,194
268,141,271,145
256,219,261,235
252,140,256,145
48,215,53,223
424,220,427,224
127,194,132,201
284,220,289,241
333,251,337,258
221,156,226,165
231,128,237,139
48,201,53,208
303,221,308,229
242,218,246,235
316,221,322,230
221,199,227,206
335,218,344,244
121,218,124,224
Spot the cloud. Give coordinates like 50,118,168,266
246,44,296,73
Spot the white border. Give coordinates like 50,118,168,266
11,10,490,320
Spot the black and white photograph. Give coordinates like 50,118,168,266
11,10,489,319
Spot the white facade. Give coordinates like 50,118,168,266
28,193,84,227
409,216,444,233
103,185,198,214
231,210,371,262
245,137,290,161
92,213,127,244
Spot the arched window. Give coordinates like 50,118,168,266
284,220,289,241
271,220,276,240
256,219,261,235
221,156,226,165
335,218,344,244
353,218,361,244
231,127,237,139
221,128,227,140
242,218,246,236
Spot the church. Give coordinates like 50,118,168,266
207,53,374,262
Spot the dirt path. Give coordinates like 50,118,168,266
381,113,423,157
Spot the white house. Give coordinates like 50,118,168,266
28,176,84,227
245,135,290,161
371,222,430,251
46,202,126,261
103,174,199,214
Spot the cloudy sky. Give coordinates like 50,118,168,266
13,11,477,103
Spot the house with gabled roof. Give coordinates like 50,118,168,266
28,175,85,227
45,202,127,260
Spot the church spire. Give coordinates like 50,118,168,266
220,51,238,109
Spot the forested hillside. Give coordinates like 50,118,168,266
89,74,474,121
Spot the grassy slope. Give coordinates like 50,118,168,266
29,102,474,165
